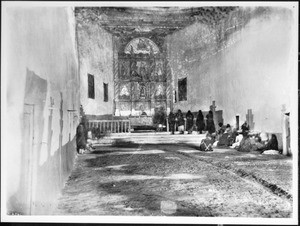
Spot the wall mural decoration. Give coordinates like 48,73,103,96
124,37,160,55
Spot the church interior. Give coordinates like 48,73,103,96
2,3,297,219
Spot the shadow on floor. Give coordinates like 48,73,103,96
96,178,215,216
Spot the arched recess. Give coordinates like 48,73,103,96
124,37,160,55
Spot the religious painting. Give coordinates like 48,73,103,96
131,82,139,100
131,82,151,100
119,60,130,79
133,101,150,114
155,60,164,81
124,37,160,55
136,61,150,81
130,60,142,81
154,82,166,99
139,83,147,99
178,77,187,101
119,82,131,100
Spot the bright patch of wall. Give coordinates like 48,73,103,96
166,7,296,133
3,7,79,214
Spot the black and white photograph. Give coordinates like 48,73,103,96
1,1,298,225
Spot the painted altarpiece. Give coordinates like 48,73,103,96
114,37,170,122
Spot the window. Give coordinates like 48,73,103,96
88,74,95,99
174,90,177,103
103,83,108,102
178,77,187,101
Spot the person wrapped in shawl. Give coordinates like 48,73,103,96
186,110,194,134
196,110,205,134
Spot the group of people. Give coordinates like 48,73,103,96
199,119,279,153
77,107,280,155
236,122,279,153
168,109,215,135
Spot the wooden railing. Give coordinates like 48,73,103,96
87,119,131,135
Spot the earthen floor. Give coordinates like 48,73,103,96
53,132,293,218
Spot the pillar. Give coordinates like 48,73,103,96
281,104,291,155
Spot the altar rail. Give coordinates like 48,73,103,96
87,119,131,135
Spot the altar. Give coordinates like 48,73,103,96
114,37,171,126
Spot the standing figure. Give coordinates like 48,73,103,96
206,110,216,134
168,111,176,135
196,110,205,134
176,109,185,134
186,110,194,134
76,122,87,154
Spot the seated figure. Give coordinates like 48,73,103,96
200,133,216,152
264,134,279,151
217,124,235,147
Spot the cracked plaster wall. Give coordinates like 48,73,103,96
76,17,114,116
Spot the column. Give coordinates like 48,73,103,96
281,105,288,155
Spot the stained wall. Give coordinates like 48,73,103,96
3,6,80,214
76,13,114,116
166,7,297,133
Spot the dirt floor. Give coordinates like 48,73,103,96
53,134,293,217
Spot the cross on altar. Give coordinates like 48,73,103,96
210,101,217,130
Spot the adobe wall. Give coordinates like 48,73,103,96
76,10,114,116
3,7,80,214
166,7,297,133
